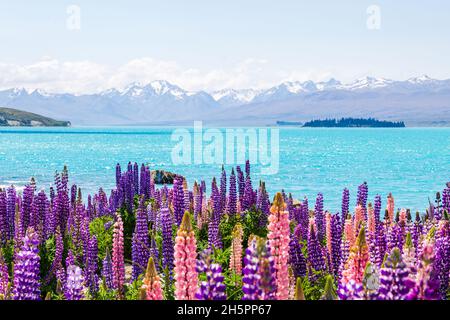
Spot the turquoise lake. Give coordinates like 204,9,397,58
0,126,449,213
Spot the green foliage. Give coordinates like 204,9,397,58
219,214,238,249
39,236,57,296
1,240,15,275
196,222,209,252
241,208,267,245
212,247,231,270
49,283,65,300
162,266,175,300
119,204,136,260
124,277,143,300
302,272,328,300
64,229,82,266
223,270,243,300
96,279,118,300
321,275,337,300
89,215,114,263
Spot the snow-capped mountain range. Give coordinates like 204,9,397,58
1,76,450,126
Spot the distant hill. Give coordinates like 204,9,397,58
0,107,70,127
303,117,405,128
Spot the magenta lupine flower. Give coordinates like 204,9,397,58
341,188,349,225
102,249,114,289
195,249,226,300
132,197,150,280
12,228,41,300
314,193,325,243
377,248,415,300
227,168,237,216
112,215,125,295
65,265,85,300
172,177,185,226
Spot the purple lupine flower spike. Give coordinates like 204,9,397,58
161,206,174,274
65,265,85,300
236,166,245,205
227,168,237,216
195,249,227,300
219,165,227,216
209,178,222,249
330,214,342,279
132,197,150,280
172,177,185,226
289,234,307,278
102,250,114,289
314,193,325,243
13,228,41,300
341,188,349,225
0,190,8,243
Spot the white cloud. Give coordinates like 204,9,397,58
0,57,334,94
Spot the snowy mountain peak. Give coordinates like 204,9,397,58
212,88,262,106
343,76,393,90
407,75,434,84
316,78,342,90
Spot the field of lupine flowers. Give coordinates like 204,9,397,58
0,160,449,300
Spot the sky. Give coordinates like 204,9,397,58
0,0,449,93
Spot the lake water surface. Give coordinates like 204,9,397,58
0,126,449,213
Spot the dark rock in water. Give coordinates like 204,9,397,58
151,170,183,184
